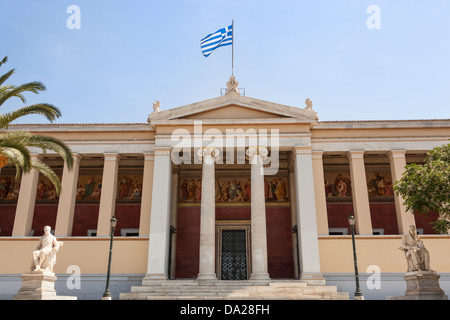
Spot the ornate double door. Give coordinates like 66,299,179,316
218,226,250,280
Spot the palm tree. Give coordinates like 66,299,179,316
0,56,73,195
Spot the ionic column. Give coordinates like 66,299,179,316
347,150,373,235
311,151,329,235
55,153,82,236
145,147,172,280
247,147,270,280
292,147,324,284
12,154,42,236
97,153,121,236
197,147,218,280
388,150,416,234
138,152,155,236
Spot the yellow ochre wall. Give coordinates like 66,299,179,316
1,236,449,275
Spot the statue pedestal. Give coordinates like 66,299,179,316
389,271,448,300
14,271,77,300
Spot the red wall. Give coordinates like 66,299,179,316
32,204,58,236
0,205,17,236
327,201,439,235
175,205,294,279
71,203,141,236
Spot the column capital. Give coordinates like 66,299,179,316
30,153,43,161
246,146,268,158
387,150,406,161
347,150,365,159
153,147,172,157
103,153,121,161
197,147,220,161
72,153,82,163
143,152,155,161
311,151,324,160
292,146,312,155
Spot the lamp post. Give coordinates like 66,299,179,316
348,215,364,300
102,216,118,300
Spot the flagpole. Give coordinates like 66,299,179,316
232,19,234,76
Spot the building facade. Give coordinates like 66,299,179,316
1,85,449,299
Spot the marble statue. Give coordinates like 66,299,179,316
399,225,433,273
305,98,313,111
31,226,62,274
153,100,161,113
225,76,240,95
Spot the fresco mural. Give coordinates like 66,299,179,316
0,175,20,200
366,172,394,197
117,175,143,200
324,171,394,199
36,175,61,200
179,177,289,203
76,175,103,200
324,173,352,198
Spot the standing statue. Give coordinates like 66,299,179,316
31,226,62,274
399,225,433,273
305,98,313,111
153,100,161,113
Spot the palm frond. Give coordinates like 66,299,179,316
0,57,7,68
0,142,32,172
0,81,46,106
0,104,62,128
0,69,15,86
3,131,73,170
31,157,62,195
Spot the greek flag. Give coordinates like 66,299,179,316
201,24,233,57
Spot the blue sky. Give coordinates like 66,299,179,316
1,0,450,124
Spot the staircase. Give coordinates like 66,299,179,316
119,279,349,300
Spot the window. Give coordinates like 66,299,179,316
328,228,348,235
87,229,97,236
121,228,139,236
372,228,384,235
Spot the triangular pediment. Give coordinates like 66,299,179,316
180,104,290,120
147,94,318,124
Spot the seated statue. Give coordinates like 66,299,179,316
399,225,433,273
31,226,62,274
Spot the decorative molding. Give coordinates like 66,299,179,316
347,150,365,159
30,153,43,161
103,153,121,161
293,147,312,155
311,151,324,160
143,152,155,161
72,153,83,163
387,150,406,161
245,146,268,158
197,147,220,161
153,147,172,157
154,150,171,157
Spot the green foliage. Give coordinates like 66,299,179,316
0,56,73,195
394,143,450,234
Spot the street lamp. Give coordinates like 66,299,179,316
348,215,364,300
102,216,118,300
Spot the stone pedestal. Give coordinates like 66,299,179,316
14,271,77,300
389,271,448,300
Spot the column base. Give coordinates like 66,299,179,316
300,272,326,286
143,273,168,281
250,273,271,280
197,273,217,280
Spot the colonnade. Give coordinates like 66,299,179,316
6,147,415,283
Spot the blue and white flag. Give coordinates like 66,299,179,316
201,24,233,57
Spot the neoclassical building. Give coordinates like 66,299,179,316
1,79,449,300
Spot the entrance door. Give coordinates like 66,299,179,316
220,229,248,280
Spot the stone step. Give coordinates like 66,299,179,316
119,280,350,300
